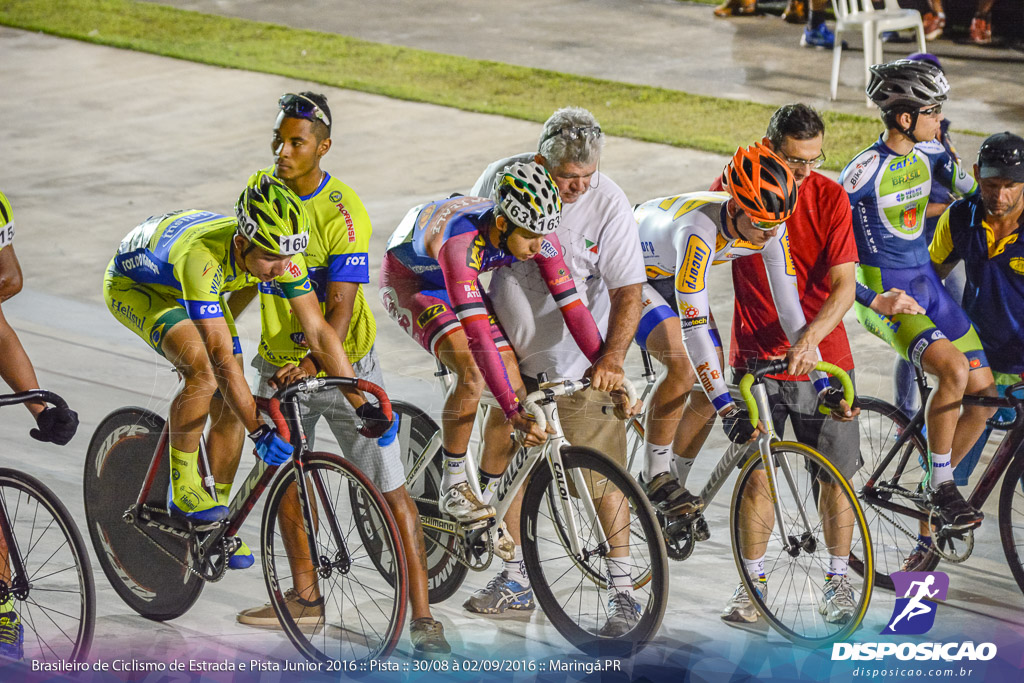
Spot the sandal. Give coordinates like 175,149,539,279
714,0,757,18
782,0,806,24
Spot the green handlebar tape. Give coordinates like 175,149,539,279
738,363,855,427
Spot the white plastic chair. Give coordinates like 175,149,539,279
830,0,927,103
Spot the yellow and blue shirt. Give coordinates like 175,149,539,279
258,172,376,366
930,196,1024,374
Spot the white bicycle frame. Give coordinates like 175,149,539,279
403,371,636,566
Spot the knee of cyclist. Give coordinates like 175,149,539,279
664,357,697,386
179,361,218,396
935,354,970,392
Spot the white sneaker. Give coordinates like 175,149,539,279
721,579,765,623
440,481,495,524
820,575,857,624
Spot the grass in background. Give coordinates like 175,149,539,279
0,0,881,170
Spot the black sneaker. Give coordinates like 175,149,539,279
640,472,703,516
927,481,983,529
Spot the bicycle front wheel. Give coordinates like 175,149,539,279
521,446,667,656
849,397,939,590
731,442,873,647
0,468,95,662
998,452,1024,596
262,452,407,664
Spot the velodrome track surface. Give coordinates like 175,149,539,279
1,19,1022,678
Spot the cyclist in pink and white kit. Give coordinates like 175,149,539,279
379,161,611,523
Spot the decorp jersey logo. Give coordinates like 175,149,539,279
883,571,949,635
675,235,710,294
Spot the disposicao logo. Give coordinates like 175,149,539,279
831,572,997,662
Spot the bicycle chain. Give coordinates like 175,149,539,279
129,517,234,581
130,521,205,580
865,485,974,564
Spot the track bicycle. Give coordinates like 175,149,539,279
0,389,94,663
624,355,874,647
83,377,407,664
849,366,1024,592
385,367,668,656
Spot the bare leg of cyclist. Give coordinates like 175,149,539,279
160,322,226,519
206,381,246,487
819,479,854,557
919,341,995,527
640,318,706,514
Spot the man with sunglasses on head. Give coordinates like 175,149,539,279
226,92,451,657
634,143,845,623
841,59,995,539
460,108,645,634
706,104,861,624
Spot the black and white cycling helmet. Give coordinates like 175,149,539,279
866,59,949,111
492,161,561,235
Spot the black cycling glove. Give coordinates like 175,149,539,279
817,385,846,415
721,405,756,445
356,403,392,439
31,405,79,446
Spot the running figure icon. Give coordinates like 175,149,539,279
884,572,949,634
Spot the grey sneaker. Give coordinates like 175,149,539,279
820,575,857,624
463,571,535,614
440,481,495,524
598,592,641,637
721,580,765,623
410,617,451,658
237,588,324,628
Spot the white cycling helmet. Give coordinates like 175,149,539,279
492,161,561,235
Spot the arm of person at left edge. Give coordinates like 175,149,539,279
289,290,365,409
0,245,44,417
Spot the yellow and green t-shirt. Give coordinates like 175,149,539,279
258,172,376,366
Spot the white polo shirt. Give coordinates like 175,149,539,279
471,154,645,380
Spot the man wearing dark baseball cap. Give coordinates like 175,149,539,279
929,131,1024,478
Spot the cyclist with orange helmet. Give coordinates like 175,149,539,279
633,143,852,618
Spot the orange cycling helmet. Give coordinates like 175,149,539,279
721,142,798,223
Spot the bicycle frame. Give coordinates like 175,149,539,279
863,377,1024,524
405,376,612,566
126,385,353,580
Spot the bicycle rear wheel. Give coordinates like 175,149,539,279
998,453,1024,596
522,446,667,656
83,407,204,620
849,397,939,590
731,442,873,647
389,400,467,604
0,468,94,662
262,452,407,663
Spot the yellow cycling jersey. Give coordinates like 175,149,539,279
0,191,14,253
111,209,311,320
257,173,376,366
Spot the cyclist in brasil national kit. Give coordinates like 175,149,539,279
841,59,997,530
0,190,79,659
633,143,853,619
379,161,610,526
103,171,379,539
227,92,449,656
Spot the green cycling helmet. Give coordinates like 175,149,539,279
235,170,311,255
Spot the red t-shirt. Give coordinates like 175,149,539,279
710,172,857,380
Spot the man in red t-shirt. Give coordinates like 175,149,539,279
710,104,865,625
